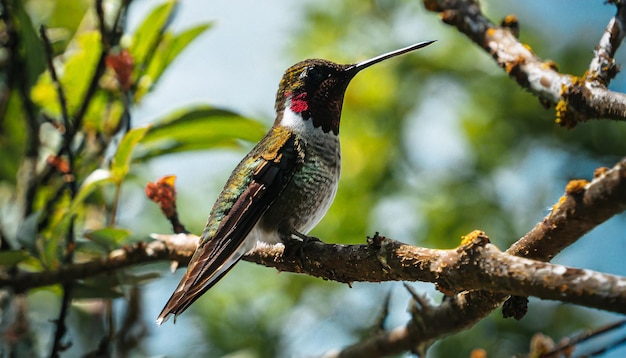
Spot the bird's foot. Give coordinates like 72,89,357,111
284,231,322,265
292,231,322,247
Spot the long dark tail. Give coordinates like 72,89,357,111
156,262,238,324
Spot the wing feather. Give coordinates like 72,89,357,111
157,130,302,324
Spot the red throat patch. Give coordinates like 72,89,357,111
289,92,309,113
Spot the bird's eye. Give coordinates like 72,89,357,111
307,67,324,82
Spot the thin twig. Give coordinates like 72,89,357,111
37,0,132,189
40,23,79,358
111,0,132,47
39,2,120,354
540,319,626,358
39,25,71,134
587,2,626,86
95,0,110,51
587,334,626,357
424,0,626,128
109,183,122,227
49,289,73,358
372,292,391,333
116,286,147,355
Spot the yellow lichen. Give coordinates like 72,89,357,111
504,61,518,75
522,43,534,54
565,179,588,195
460,230,487,246
593,167,609,179
501,14,519,27
551,195,567,214
554,99,568,125
542,60,559,72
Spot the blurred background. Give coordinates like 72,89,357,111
3,0,626,356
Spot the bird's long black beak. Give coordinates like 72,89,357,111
345,40,436,77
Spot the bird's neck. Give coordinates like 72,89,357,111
275,93,342,135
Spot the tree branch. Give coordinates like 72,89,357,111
329,155,626,356
0,146,624,356
587,1,626,86
40,19,84,358
2,156,626,312
2,230,625,314
336,1,626,352
424,0,626,128
0,238,194,293
509,162,626,260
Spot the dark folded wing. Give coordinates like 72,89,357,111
157,131,302,324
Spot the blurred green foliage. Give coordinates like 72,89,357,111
281,1,626,357
1,0,625,357
0,0,263,356
217,0,625,357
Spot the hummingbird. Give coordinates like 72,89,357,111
157,40,435,324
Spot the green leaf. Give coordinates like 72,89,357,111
165,23,212,66
82,91,125,136
135,106,265,161
0,250,32,267
130,0,177,69
72,169,114,212
135,140,242,161
111,126,152,182
75,238,108,256
15,256,44,273
134,31,173,101
0,94,27,183
41,229,62,269
61,31,102,115
31,31,102,117
84,228,131,249
135,23,212,100
13,0,45,88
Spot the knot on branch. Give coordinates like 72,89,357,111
367,232,395,273
366,231,388,249
434,231,491,295
502,295,529,320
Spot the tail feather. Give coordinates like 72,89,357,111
156,263,237,324
156,236,252,324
